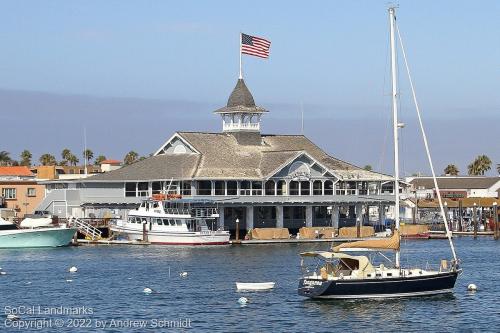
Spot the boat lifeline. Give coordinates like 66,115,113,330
298,7,460,299
109,196,230,245
0,217,77,249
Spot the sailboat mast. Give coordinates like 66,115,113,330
389,6,401,268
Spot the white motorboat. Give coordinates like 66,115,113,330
236,282,276,291
110,195,230,245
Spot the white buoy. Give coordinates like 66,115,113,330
143,287,153,294
6,314,20,321
238,297,248,305
69,266,78,273
180,272,188,278
0,271,6,275
467,284,477,291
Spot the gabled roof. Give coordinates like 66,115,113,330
410,176,500,190
0,166,34,177
100,159,121,165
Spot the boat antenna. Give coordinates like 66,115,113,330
388,6,401,268
395,23,458,263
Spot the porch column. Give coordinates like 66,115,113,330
246,206,254,230
190,181,196,196
276,205,284,228
218,206,225,230
355,204,363,222
332,205,340,229
306,206,313,227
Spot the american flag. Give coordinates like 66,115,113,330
241,33,271,59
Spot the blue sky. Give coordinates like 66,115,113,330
0,1,498,175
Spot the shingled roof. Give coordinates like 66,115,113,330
214,79,267,114
410,177,500,190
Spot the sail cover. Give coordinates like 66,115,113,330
332,230,400,252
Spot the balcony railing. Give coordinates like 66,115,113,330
223,123,260,131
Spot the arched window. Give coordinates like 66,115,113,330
324,180,334,195
300,181,310,195
276,180,286,195
313,180,323,195
240,181,251,196
265,180,275,195
289,181,299,195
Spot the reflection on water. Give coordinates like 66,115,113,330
0,238,498,332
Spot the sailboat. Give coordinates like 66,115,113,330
298,7,461,299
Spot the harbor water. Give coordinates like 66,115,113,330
0,237,499,332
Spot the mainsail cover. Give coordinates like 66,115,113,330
332,230,400,252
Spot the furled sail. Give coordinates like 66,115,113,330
332,230,400,252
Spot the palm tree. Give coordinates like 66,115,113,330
124,151,139,165
94,155,107,165
363,165,373,171
67,154,79,166
83,149,94,165
0,151,12,166
39,153,57,166
467,155,492,176
444,164,459,176
19,150,32,167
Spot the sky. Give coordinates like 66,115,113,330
0,0,499,176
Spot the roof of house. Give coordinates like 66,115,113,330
410,177,500,190
0,166,34,177
84,131,392,182
100,159,121,165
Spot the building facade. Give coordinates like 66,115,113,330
38,79,396,236
0,166,45,218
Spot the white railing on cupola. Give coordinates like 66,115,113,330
223,122,260,131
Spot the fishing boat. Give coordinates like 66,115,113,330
298,7,461,299
0,217,77,249
109,195,230,245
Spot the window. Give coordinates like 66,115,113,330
251,181,262,196
214,181,225,196
162,219,169,225
2,188,16,199
138,182,149,197
313,181,323,195
227,181,237,195
175,219,182,226
152,182,162,195
276,180,286,195
197,181,212,196
125,183,136,197
240,181,251,196
265,180,275,195
27,188,36,197
300,181,310,196
181,181,192,195
289,181,299,195
324,180,334,195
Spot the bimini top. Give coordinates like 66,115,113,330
300,251,374,273
332,230,400,252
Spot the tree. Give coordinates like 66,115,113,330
0,151,12,166
39,153,57,166
444,164,459,176
83,149,94,164
124,151,139,165
67,154,79,166
20,150,32,167
467,155,492,176
363,165,373,171
497,163,500,175
94,155,107,165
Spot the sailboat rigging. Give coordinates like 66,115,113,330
297,7,461,299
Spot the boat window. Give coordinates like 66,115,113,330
163,219,169,225
169,219,175,226
176,219,182,226
367,274,372,277
142,218,148,224
135,217,141,223
387,273,392,277
376,273,382,277
153,202,159,209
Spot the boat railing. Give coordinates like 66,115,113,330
164,208,191,215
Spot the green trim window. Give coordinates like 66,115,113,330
27,188,36,197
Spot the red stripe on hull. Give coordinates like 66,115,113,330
150,241,229,246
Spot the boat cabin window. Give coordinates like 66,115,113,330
175,219,182,226
152,202,159,209
387,273,392,277
169,219,175,226
142,218,148,224
162,219,169,225
135,217,141,223
376,273,382,277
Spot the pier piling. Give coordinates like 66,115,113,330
494,202,498,241
473,203,478,240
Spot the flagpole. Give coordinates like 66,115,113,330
239,32,243,79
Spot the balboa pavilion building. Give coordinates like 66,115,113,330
38,79,396,237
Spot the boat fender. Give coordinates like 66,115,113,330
143,288,153,294
467,284,477,291
69,266,78,273
238,297,248,305
180,272,188,278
